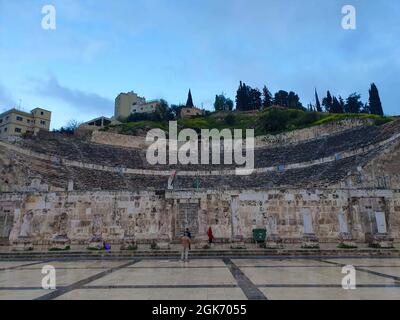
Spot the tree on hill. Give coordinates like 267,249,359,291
369,83,384,115
262,85,273,108
249,88,262,110
186,89,194,107
315,89,322,112
307,103,315,112
331,96,344,114
361,103,370,114
345,93,363,113
273,90,289,107
322,91,333,113
236,81,248,111
171,104,185,119
236,81,261,111
288,91,303,109
339,96,345,112
155,99,174,121
214,93,234,111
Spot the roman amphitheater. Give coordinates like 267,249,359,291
1,118,400,251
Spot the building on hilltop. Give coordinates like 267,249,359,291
180,89,204,118
0,107,51,139
131,100,160,114
77,116,112,134
114,91,161,120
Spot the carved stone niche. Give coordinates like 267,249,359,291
265,216,283,249
13,211,34,251
50,212,70,250
301,209,319,249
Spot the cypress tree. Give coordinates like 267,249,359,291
262,85,273,108
322,91,333,113
236,81,244,111
331,96,342,114
339,96,345,113
186,89,194,107
368,83,384,115
315,89,322,112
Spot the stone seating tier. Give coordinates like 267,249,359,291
16,121,399,172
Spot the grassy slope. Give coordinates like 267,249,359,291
104,109,395,137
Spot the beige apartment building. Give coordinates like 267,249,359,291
180,106,204,118
0,107,51,139
131,100,160,114
114,91,146,120
114,91,161,120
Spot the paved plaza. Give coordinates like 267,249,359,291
0,257,399,300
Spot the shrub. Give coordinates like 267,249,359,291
49,245,71,252
258,109,290,133
224,114,236,126
337,243,357,249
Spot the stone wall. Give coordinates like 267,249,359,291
91,118,374,150
255,118,374,147
1,188,399,245
91,130,147,149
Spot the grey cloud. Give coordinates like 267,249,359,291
30,76,113,114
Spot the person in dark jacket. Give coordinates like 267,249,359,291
185,228,192,249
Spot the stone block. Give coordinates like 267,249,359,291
301,233,320,249
369,233,394,249
12,237,34,251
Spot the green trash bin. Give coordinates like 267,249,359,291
252,229,267,243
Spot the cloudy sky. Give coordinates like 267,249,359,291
0,0,399,129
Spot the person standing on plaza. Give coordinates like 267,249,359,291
185,228,192,250
207,226,214,245
180,233,191,262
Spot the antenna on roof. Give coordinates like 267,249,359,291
18,99,22,110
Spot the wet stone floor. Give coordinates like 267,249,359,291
0,257,399,300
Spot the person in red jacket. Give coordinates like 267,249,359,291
207,227,214,245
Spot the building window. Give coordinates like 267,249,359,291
15,128,22,133
4,127,7,132
16,116,23,121
0,119,2,123
40,120,46,125
41,112,44,115
27,119,31,123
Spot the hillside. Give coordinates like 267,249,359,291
102,108,394,137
